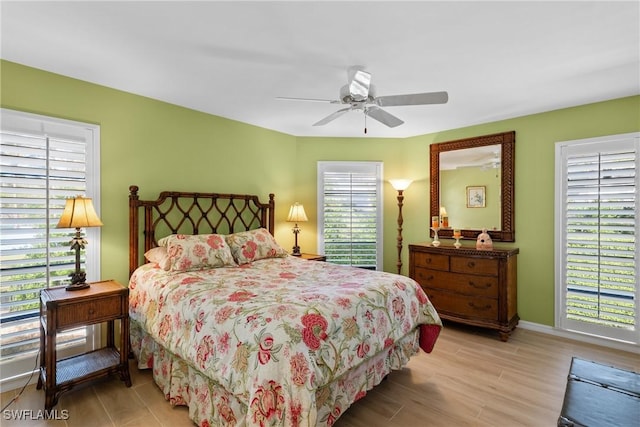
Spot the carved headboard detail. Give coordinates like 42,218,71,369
128,185,275,276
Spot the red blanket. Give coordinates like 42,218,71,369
420,324,441,353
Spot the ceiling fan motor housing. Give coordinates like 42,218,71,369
339,84,376,107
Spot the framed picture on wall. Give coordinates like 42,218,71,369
466,186,486,208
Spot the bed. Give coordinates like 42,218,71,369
127,185,442,426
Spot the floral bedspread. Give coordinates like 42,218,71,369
129,256,441,426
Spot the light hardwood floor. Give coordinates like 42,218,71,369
2,322,638,427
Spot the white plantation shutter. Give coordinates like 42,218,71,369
317,162,383,270
0,109,101,385
555,133,639,344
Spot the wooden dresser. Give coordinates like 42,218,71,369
409,243,519,341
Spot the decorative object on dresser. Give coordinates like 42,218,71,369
476,228,494,250
56,196,103,290
453,229,462,248
286,202,308,256
37,280,131,410
430,227,441,247
430,215,441,247
409,243,519,341
389,179,413,274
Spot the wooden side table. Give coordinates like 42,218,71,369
299,253,327,261
37,280,131,410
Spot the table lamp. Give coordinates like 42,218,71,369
56,196,103,290
286,202,308,256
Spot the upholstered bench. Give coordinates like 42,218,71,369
558,357,640,427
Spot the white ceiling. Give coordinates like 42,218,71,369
2,1,639,138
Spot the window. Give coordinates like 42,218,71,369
0,109,101,386
317,161,383,270
555,132,639,345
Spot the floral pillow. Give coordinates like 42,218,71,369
157,234,237,272
225,228,288,265
144,246,171,271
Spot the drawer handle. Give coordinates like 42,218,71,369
419,273,435,281
468,302,492,311
469,281,491,289
88,308,95,315
467,261,476,268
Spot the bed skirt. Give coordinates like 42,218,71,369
130,319,422,426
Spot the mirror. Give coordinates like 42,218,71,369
430,131,515,242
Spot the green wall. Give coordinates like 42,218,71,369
2,60,639,326
1,60,298,286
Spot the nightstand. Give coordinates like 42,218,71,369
37,280,131,410
299,253,327,262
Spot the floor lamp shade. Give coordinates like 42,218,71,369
389,179,413,191
287,203,308,256
56,197,103,290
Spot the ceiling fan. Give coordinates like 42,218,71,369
276,66,448,132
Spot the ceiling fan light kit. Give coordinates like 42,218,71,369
277,66,448,133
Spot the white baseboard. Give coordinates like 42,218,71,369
0,369,39,395
518,320,640,354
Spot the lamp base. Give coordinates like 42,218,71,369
66,282,90,291
291,246,302,256
65,271,90,291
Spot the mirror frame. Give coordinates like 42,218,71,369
430,130,515,242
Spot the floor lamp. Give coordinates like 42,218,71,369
390,179,412,275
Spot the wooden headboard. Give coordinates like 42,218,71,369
129,185,275,277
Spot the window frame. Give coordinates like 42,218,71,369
0,108,101,388
317,161,384,270
554,131,639,345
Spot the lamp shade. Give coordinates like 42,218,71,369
389,179,412,191
287,203,308,223
56,197,103,228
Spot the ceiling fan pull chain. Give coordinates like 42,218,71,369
364,110,367,134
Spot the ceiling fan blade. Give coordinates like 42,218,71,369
276,96,340,104
375,91,449,107
365,106,404,128
313,107,352,126
348,69,372,102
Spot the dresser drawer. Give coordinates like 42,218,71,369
450,256,499,276
425,289,498,321
55,295,123,329
416,269,498,298
412,252,449,271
